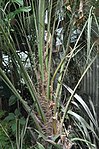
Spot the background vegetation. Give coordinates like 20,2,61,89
0,0,99,148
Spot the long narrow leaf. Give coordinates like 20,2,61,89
0,24,46,122
0,67,42,132
63,84,99,132
60,54,97,132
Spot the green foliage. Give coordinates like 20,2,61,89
0,109,30,148
0,110,14,148
35,142,45,149
12,0,24,6
9,95,17,106
4,6,31,21
0,134,11,149
0,0,99,148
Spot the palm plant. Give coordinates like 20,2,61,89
0,0,99,148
